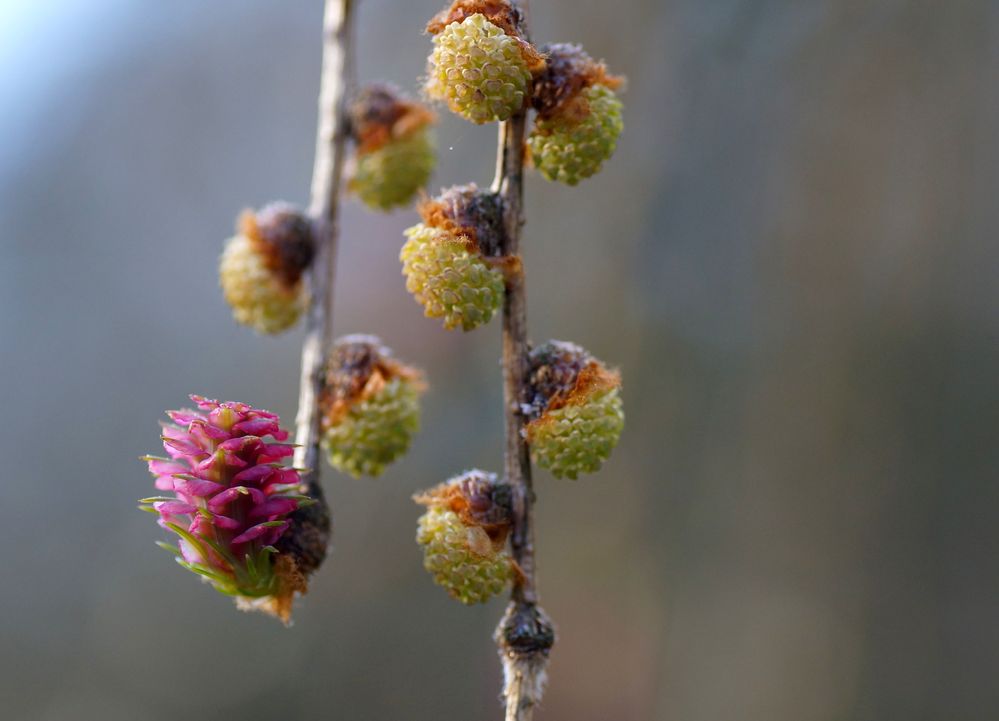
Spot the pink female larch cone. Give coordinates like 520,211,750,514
140,395,314,622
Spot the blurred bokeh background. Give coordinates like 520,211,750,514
2,0,998,719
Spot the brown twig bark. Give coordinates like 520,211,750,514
491,3,555,719
285,0,356,569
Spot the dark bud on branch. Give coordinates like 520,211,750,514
495,602,556,715
274,495,331,580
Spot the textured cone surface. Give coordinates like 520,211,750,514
530,387,624,479
417,507,512,604
351,128,435,211
528,85,624,185
220,234,304,334
401,223,504,331
142,396,309,621
427,14,531,124
322,377,421,478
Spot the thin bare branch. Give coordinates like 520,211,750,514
492,3,555,719
288,0,356,562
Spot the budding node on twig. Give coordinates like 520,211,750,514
495,602,556,712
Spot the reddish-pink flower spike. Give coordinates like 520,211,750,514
141,395,312,621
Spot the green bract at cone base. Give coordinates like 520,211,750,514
323,377,421,478
528,85,624,185
401,223,504,331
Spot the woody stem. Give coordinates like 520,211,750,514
491,3,554,720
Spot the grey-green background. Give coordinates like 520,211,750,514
2,1,997,719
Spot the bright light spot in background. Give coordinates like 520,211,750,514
0,0,66,69
0,0,134,176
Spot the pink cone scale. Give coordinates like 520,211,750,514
140,395,312,621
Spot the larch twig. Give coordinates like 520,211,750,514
492,3,555,719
